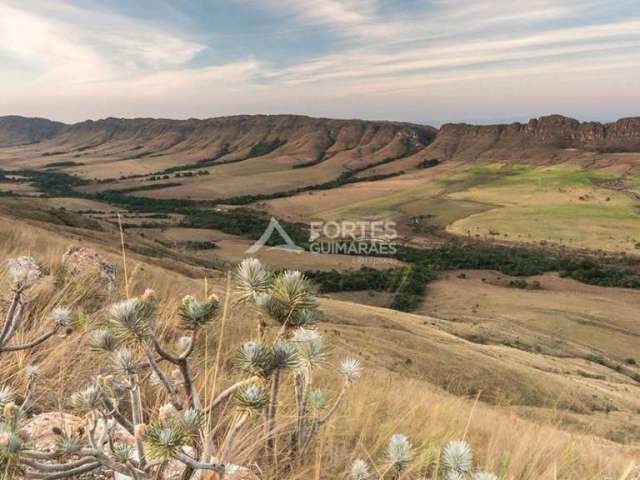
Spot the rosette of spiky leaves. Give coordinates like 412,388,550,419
234,258,271,304
178,296,220,330
443,440,473,474
292,328,331,370
89,329,120,352
144,421,188,461
350,458,371,480
70,383,104,413
474,473,498,480
108,298,151,342
308,388,328,412
178,408,205,437
270,340,300,372
24,365,41,381
112,348,141,376
259,271,318,327
338,358,363,384
54,434,81,456
386,434,413,473
234,383,269,413
112,442,135,464
49,307,73,329
234,341,272,378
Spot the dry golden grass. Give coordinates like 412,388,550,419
0,213,639,479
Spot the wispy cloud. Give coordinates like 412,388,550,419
0,0,638,123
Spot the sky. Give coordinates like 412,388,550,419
0,0,639,126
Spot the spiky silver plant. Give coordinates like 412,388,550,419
108,298,150,341
49,307,73,329
70,384,104,412
308,388,328,412
144,423,188,461
112,348,141,376
293,328,331,370
443,440,473,474
386,434,413,475
338,358,363,384
2,257,367,480
24,365,40,381
259,270,318,330
89,328,121,352
234,341,272,377
234,383,269,412
178,295,219,330
350,458,371,480
234,258,271,304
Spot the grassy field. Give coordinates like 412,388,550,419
266,161,640,253
445,164,640,251
1,213,639,478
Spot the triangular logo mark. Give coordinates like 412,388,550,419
246,217,304,254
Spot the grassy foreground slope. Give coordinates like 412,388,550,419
0,211,638,479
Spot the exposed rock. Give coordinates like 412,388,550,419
432,115,640,159
23,413,258,480
0,114,437,163
61,246,115,286
22,412,133,451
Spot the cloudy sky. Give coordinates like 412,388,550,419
0,0,638,125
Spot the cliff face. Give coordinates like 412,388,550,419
0,115,437,159
433,115,640,159
2,114,639,166
0,116,65,147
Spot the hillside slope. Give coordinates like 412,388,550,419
0,115,65,147
0,207,638,479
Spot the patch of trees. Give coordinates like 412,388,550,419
181,210,309,247
246,139,287,158
44,161,84,168
307,264,436,312
306,242,640,312
106,182,183,194
418,159,440,169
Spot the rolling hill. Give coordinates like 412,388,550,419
1,112,640,477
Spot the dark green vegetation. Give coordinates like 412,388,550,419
309,242,640,311
4,167,640,314
246,139,286,158
309,264,436,311
44,161,84,168
418,159,440,169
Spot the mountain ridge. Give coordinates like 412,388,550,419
2,113,639,154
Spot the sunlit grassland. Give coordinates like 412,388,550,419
444,164,640,252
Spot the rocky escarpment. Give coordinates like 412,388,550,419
0,116,65,147
0,115,438,161
431,115,640,160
